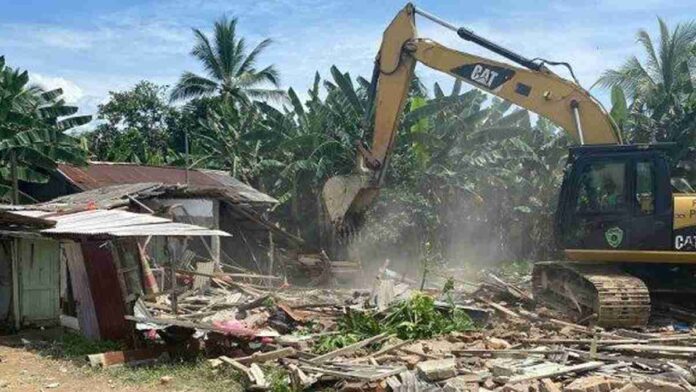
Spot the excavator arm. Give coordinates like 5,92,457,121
322,3,622,226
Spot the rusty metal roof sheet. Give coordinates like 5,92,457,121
199,170,278,204
39,182,166,211
0,207,55,231
9,209,231,237
58,162,277,205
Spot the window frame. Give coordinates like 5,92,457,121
571,158,631,217
631,158,658,216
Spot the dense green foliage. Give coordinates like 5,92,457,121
88,81,182,164
0,56,89,202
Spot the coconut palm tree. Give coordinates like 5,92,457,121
170,17,285,105
595,18,695,108
597,19,695,187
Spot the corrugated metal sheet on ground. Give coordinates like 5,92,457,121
10,209,231,237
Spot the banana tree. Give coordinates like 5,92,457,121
0,57,89,203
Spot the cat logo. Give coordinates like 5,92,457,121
451,63,515,91
471,64,499,88
675,235,696,251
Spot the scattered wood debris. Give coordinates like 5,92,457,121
85,263,696,391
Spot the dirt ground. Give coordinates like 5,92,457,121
0,331,243,392
0,343,156,391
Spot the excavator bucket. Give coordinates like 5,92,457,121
322,173,380,225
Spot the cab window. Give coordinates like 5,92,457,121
636,160,655,215
575,162,627,213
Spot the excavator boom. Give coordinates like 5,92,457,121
323,3,621,225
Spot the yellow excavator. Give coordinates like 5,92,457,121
322,3,696,327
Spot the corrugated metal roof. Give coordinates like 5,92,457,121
39,182,165,211
200,170,278,204
10,209,231,237
0,208,55,231
58,162,278,204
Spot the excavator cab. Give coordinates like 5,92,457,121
556,144,674,251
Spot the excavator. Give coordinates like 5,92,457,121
321,3,696,328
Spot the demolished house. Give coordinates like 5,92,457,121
0,205,229,340
1,162,309,339
20,162,304,274
20,161,359,283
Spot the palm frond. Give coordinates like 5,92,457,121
170,72,219,101
191,28,224,81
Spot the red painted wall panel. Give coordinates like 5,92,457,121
80,241,129,341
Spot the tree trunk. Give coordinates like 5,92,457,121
10,150,18,205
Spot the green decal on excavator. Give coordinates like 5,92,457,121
605,227,624,248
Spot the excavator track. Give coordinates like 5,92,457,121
532,262,651,328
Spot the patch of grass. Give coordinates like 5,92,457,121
38,332,122,359
264,366,298,392
108,358,244,392
314,333,361,354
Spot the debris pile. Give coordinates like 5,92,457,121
105,265,696,391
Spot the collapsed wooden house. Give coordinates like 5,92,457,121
22,162,359,281
0,206,229,340
0,162,310,339
19,162,304,273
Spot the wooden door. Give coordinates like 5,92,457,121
19,239,60,325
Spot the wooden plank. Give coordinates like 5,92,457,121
218,356,268,388
87,347,169,368
219,356,250,372
64,241,101,340
604,344,696,355
369,340,411,359
309,333,389,364
506,361,605,383
10,239,20,330
566,348,672,369
0,242,12,323
521,338,641,345
299,364,407,382
453,349,568,357
480,299,521,319
175,268,281,281
234,347,296,364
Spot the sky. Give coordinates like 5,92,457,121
0,0,693,124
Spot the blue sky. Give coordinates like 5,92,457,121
0,0,692,120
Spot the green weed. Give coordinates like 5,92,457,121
315,292,475,353
38,332,122,359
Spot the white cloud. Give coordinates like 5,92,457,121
29,73,85,103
